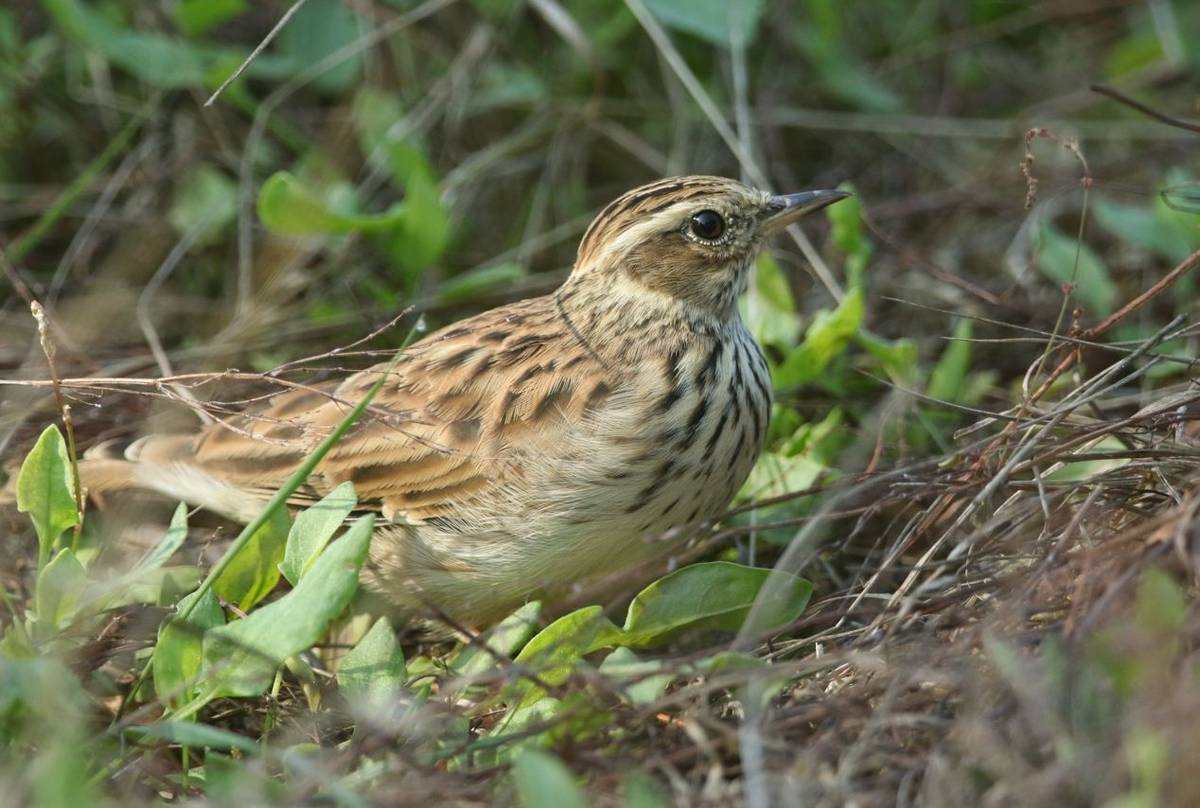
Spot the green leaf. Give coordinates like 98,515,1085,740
43,0,209,88
338,617,406,704
16,424,78,565
743,449,826,501
257,171,405,235
1046,436,1131,482
1093,198,1192,263
275,0,364,95
1162,183,1200,214
168,165,238,244
450,601,542,678
201,515,374,699
511,749,589,808
152,588,225,709
1135,568,1187,634
379,143,450,279
212,504,290,612
99,566,202,611
1034,224,1117,316
643,0,764,46
827,184,871,289
827,183,867,259
33,549,86,636
857,331,918,384
774,287,864,388
598,647,673,705
176,0,246,37
926,319,973,402
279,481,357,586
438,263,529,306
622,772,671,808
743,253,801,348
133,503,189,574
123,720,259,753
794,5,903,112
508,607,623,709
622,561,811,647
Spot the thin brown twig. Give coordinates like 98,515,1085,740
30,302,85,547
204,0,310,108
1090,83,1200,135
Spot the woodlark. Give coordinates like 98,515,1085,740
81,176,848,626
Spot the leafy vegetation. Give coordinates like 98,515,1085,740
1,0,1199,804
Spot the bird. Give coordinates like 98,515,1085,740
78,176,848,627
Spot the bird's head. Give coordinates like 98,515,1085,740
571,175,848,318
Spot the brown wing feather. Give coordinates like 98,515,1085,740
184,294,602,523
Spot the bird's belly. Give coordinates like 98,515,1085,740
366,331,772,625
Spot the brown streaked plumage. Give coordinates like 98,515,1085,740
80,176,848,626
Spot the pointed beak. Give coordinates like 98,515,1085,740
762,189,851,233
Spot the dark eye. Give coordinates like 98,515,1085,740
689,210,726,241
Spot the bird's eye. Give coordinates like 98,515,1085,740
689,210,726,241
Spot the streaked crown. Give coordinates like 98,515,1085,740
572,175,847,317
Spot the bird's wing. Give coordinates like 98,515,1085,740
176,295,613,524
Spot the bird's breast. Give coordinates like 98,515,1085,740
563,322,772,544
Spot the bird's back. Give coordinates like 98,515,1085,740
85,288,770,624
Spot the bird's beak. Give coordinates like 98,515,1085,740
762,189,851,233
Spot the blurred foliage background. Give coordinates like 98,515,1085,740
1,0,1199,804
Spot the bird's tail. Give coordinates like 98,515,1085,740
3,434,264,524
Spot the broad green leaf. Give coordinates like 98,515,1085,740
351,86,404,158
622,561,811,647
202,515,374,699
511,749,589,808
643,0,764,46
857,331,918,384
168,165,238,244
153,588,225,710
33,548,85,636
379,143,450,279
176,0,246,37
1103,29,1165,78
827,183,867,259
509,606,623,709
1034,224,1117,316
211,504,290,612
275,0,363,95
133,503,189,574
280,481,357,586
0,657,98,806
622,772,670,808
438,263,529,306
598,647,673,705
257,171,405,235
1094,198,1193,264
98,566,201,611
1046,436,1130,482
16,424,77,564
743,253,801,348
744,450,825,501
926,319,974,402
450,601,542,678
124,720,258,753
774,287,864,388
43,0,211,88
1135,568,1188,634
794,5,903,113
1162,183,1200,214
338,617,406,704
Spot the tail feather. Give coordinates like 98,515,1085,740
76,434,268,523
77,457,139,494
